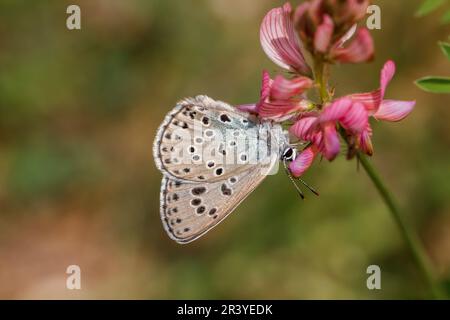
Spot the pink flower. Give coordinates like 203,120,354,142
238,70,313,121
324,0,370,26
289,61,416,173
260,3,312,77
346,61,414,117
291,99,358,161
242,3,415,178
345,61,416,154
289,146,318,177
293,0,374,63
314,14,334,53
317,61,414,157
329,28,374,64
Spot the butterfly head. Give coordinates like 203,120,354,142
281,147,297,162
281,146,320,199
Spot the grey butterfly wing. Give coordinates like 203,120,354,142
160,159,277,244
154,95,290,243
153,95,262,183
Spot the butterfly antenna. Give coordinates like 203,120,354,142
283,160,305,200
297,178,320,196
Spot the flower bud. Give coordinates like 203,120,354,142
324,0,370,27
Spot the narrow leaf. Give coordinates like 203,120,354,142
439,41,450,60
416,0,447,17
416,76,450,93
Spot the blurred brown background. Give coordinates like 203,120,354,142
0,0,449,299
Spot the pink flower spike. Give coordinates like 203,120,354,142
347,90,382,113
321,124,340,161
314,15,334,53
259,100,308,120
336,24,357,48
260,70,273,102
346,61,397,114
290,116,318,141
307,0,324,26
289,147,317,177
319,98,353,123
358,124,374,156
331,28,374,64
237,70,272,114
340,102,368,133
260,3,312,77
380,60,396,99
271,75,314,100
293,2,310,26
373,100,416,122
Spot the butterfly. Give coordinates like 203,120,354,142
153,95,316,244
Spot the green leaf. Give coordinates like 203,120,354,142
416,0,447,17
441,9,450,23
439,42,450,60
416,76,450,93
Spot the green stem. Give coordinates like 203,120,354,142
314,57,330,104
356,154,445,299
314,59,445,299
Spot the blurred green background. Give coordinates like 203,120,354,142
0,0,449,299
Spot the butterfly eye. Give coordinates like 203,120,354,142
282,148,296,161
